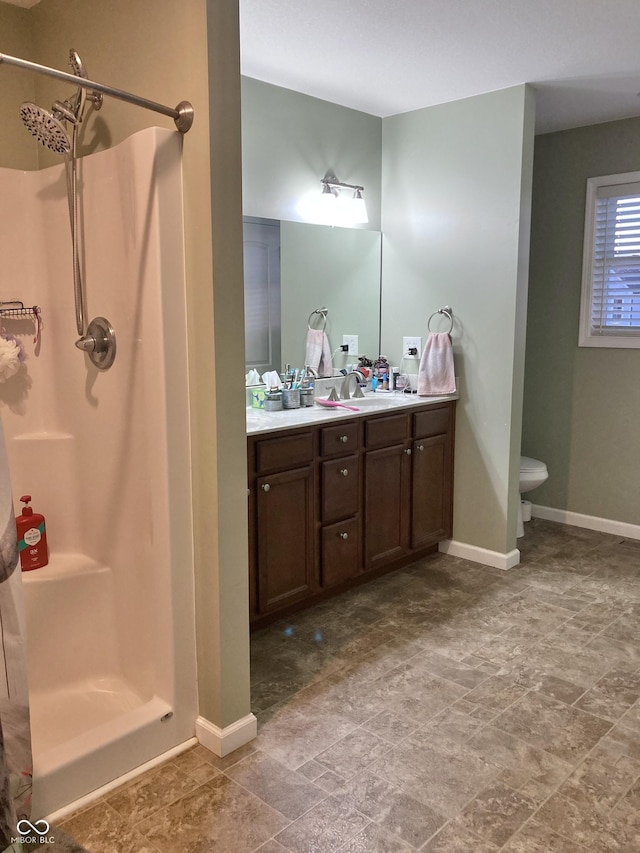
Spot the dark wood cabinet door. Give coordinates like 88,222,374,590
364,443,409,569
411,434,452,548
256,465,314,613
321,516,360,588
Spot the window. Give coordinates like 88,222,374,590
579,172,640,348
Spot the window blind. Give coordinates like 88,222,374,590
591,182,640,334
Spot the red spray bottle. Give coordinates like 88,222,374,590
16,495,49,571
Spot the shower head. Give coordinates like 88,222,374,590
19,102,71,154
19,50,98,153
69,48,102,112
68,49,86,79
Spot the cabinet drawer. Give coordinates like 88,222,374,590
321,455,359,522
321,516,360,588
365,413,409,448
320,421,359,456
256,431,314,474
413,405,451,439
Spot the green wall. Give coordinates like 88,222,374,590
381,86,536,554
241,77,382,229
523,117,640,524
280,222,381,368
0,4,38,170
241,77,538,557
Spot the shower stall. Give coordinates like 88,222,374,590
0,52,197,818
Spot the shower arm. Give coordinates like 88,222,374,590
0,52,194,133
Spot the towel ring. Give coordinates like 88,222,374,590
427,306,453,335
308,308,328,331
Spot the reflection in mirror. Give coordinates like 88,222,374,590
243,217,281,377
243,217,381,382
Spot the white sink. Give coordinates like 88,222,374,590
317,393,400,408
350,395,395,406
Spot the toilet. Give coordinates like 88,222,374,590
518,456,548,537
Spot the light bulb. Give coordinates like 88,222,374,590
351,189,368,224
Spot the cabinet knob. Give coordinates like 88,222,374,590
404,448,412,455
340,468,349,477
417,444,424,452
339,435,348,443
261,483,270,492
339,532,349,540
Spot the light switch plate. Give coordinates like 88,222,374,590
403,336,422,359
343,334,359,356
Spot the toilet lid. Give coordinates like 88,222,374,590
521,455,547,473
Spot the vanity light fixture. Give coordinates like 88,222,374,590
296,174,369,226
320,176,369,225
351,187,368,225
317,180,339,216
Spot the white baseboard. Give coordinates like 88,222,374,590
439,539,521,571
532,505,640,541
196,713,257,758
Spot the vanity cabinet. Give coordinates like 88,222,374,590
321,454,359,523
247,401,455,625
411,407,454,548
363,414,411,569
319,422,361,589
255,466,314,613
250,431,315,615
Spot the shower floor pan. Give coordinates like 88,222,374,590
22,552,155,754
29,675,146,755
22,553,169,816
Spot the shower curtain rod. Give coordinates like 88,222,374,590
0,52,194,133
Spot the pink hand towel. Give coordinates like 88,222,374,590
305,329,333,377
417,332,455,396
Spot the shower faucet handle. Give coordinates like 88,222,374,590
75,317,116,371
75,334,97,353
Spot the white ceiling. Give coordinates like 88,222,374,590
3,0,639,133
240,0,640,134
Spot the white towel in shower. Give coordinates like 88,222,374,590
305,329,333,378
417,332,455,396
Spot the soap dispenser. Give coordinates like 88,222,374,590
16,495,49,571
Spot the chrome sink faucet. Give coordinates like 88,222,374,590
340,370,366,400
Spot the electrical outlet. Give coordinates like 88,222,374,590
403,336,422,359
342,334,359,356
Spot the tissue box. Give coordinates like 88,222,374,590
250,389,266,409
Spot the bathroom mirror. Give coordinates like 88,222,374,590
243,217,382,380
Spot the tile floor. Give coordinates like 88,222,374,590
60,520,640,852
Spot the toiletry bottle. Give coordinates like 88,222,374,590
16,495,49,571
374,355,390,382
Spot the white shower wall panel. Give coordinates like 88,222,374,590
0,165,81,550
10,435,82,554
24,557,119,692
0,167,65,435
0,128,196,815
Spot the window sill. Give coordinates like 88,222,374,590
579,332,640,349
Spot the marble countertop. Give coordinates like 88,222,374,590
246,389,459,436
